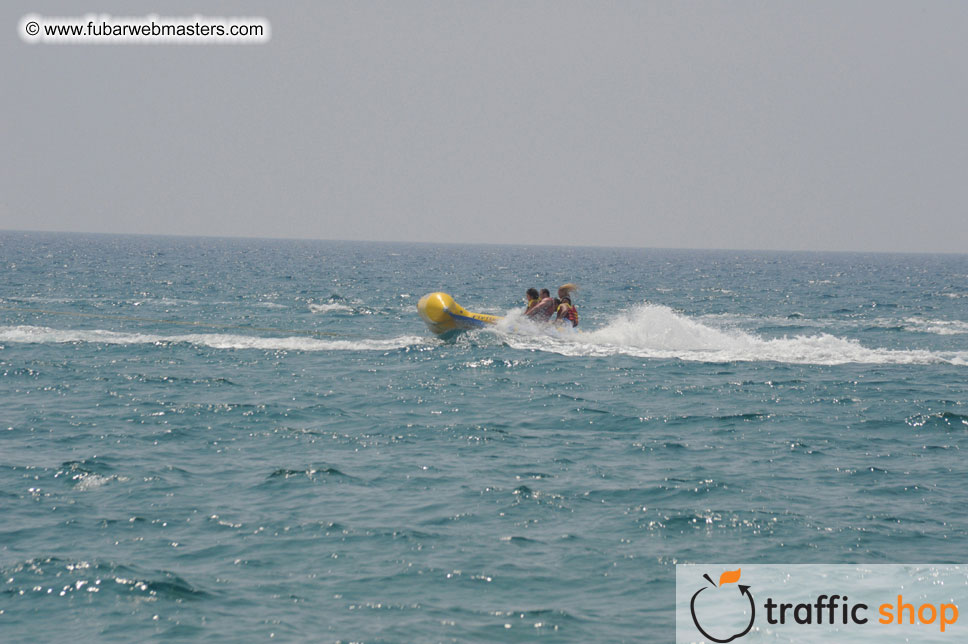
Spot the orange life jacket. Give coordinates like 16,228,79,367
557,302,578,327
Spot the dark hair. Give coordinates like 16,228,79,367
526,288,539,299
539,288,550,298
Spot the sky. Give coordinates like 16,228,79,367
3,1,967,253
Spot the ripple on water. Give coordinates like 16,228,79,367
1,557,209,601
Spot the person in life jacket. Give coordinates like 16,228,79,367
527,288,556,321
524,288,539,312
555,284,579,327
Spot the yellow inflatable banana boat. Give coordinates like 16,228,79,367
417,292,502,336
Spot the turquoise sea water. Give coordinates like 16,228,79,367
1,231,966,642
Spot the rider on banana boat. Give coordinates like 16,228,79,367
524,288,540,312
526,288,556,321
555,284,579,327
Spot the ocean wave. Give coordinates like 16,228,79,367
0,325,426,352
1,557,208,601
492,306,968,366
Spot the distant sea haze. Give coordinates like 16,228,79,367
1,231,966,642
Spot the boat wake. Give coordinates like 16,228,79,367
491,306,968,366
0,325,426,353
3,305,965,366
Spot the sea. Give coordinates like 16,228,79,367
1,231,966,642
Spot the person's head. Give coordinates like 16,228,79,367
526,288,539,301
557,283,578,299
539,288,550,299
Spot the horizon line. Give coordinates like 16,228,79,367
1,227,965,258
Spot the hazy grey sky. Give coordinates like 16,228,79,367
4,1,967,252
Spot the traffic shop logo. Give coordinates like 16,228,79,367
689,568,755,643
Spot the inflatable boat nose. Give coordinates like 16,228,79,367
417,292,502,336
417,292,459,334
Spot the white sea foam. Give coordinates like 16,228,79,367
901,318,968,335
493,306,968,366
707,313,968,336
73,473,129,491
0,325,426,352
858,316,968,336
309,303,352,314
698,312,827,329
